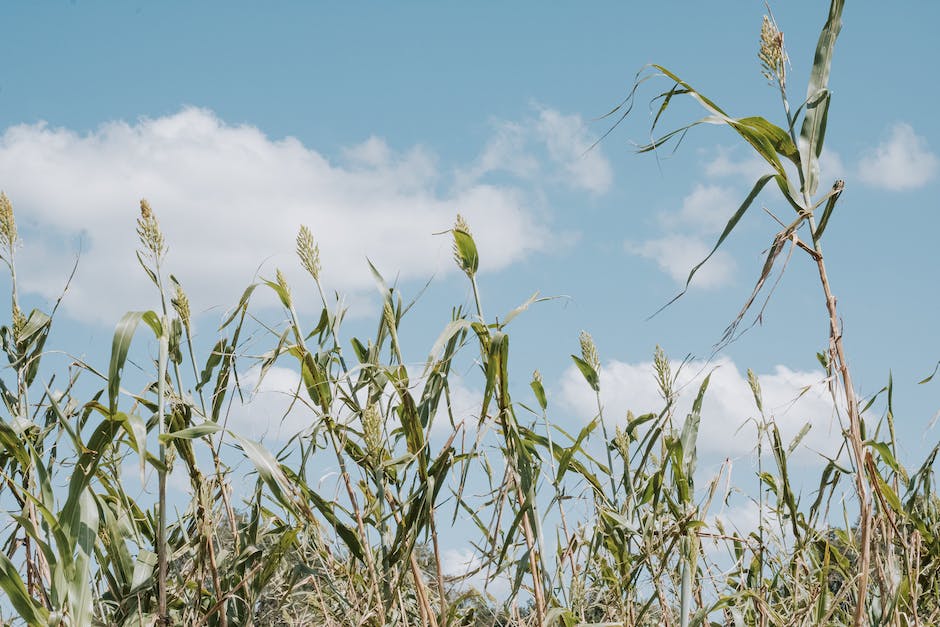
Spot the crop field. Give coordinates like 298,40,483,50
0,1,938,626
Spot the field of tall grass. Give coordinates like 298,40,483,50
1,1,939,625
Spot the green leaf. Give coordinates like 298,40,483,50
452,228,479,275
262,277,292,309
231,433,304,519
919,361,940,385
799,0,844,195
109,311,157,415
299,349,332,413
120,411,148,478
647,67,799,179
728,116,798,176
571,355,599,392
812,179,845,243
530,376,547,411
654,174,775,315
158,422,221,443
680,374,708,481
0,551,47,625
867,440,900,473
220,283,258,329
788,422,812,454
67,488,99,627
872,467,903,514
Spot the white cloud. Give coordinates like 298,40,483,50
633,142,845,290
558,356,842,463
222,360,484,445
705,147,774,181
626,234,735,289
858,122,939,190
706,144,845,186
660,184,739,234
0,108,556,324
440,546,511,599
534,108,613,194
225,364,308,441
818,148,846,182
461,107,613,195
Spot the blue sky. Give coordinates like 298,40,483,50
2,1,939,554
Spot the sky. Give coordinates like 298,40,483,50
2,0,939,582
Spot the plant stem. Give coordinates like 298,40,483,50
285,298,387,624
807,205,871,627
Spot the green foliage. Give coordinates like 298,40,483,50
0,2,937,626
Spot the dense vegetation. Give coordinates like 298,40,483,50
1,1,938,625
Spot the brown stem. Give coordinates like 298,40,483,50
329,427,387,624
382,487,438,627
206,530,227,627
429,512,448,623
808,209,871,627
504,447,546,625
284,297,386,624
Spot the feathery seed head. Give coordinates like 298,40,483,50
172,284,191,334
759,14,787,88
454,213,472,236
614,422,631,460
137,199,166,261
0,192,17,252
382,299,396,332
362,403,383,463
654,345,674,403
579,330,600,372
276,268,291,300
296,225,321,281
11,303,25,341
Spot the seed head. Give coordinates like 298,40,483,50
654,345,674,403
614,423,631,460
137,199,166,261
362,403,384,463
172,284,191,334
0,192,17,252
382,299,396,332
11,303,26,341
296,225,321,281
532,369,543,385
579,330,600,372
759,14,787,88
454,213,472,237
275,269,292,304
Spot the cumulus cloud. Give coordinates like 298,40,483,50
705,148,775,181
628,142,845,290
706,144,845,185
558,355,842,463
461,107,613,194
0,107,563,324
626,234,735,289
858,122,938,190
659,184,739,234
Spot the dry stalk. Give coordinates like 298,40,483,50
805,199,872,627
